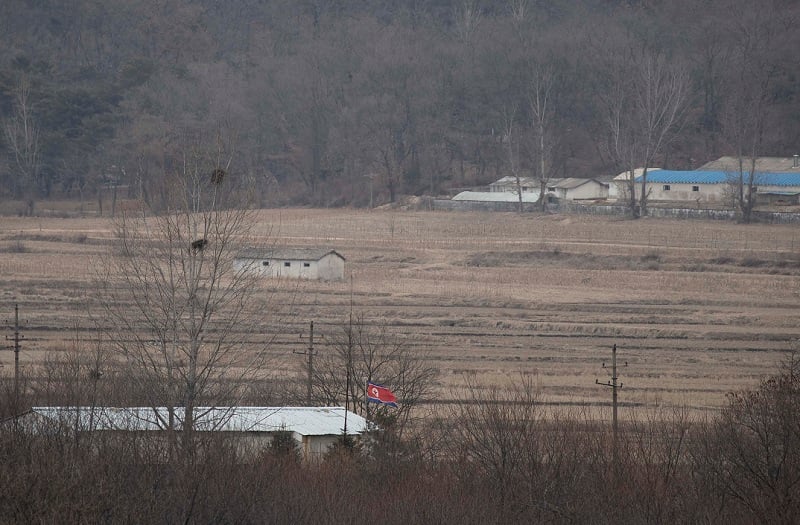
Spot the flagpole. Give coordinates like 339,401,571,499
343,274,354,439
365,379,371,426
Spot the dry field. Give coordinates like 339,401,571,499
2,208,800,418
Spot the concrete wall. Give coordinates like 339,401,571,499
316,253,345,280
234,254,344,281
647,182,724,203
562,182,608,200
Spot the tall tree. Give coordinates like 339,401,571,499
718,0,797,223
598,46,689,217
2,75,40,213
98,131,267,463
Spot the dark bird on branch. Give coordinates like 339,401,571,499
191,238,209,252
211,168,226,184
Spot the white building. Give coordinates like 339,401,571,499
635,170,800,203
546,178,609,200
487,176,608,201
234,248,345,281
452,190,542,202
17,406,368,462
488,176,538,193
609,168,661,201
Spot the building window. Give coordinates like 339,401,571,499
692,186,699,192
284,262,291,267
262,261,269,266
663,185,671,191
303,262,310,268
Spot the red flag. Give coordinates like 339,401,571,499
366,382,398,407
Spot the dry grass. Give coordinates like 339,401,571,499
1,209,799,417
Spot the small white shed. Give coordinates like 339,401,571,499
234,248,345,281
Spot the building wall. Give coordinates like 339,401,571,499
302,435,340,462
565,183,608,200
234,254,344,281
317,254,345,280
648,182,724,202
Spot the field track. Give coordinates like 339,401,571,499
2,208,799,417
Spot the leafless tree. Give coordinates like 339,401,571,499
311,314,438,440
501,105,526,212
691,355,800,523
2,75,41,215
447,374,541,518
719,0,795,223
453,0,482,46
599,48,689,217
528,61,560,212
97,131,268,463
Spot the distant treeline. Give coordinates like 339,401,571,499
1,0,798,211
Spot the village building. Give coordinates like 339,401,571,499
452,190,542,203
471,176,609,202
697,155,800,173
488,175,538,193
16,406,368,462
234,247,345,281
635,170,800,204
546,178,609,200
609,168,661,201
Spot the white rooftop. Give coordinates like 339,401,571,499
26,406,368,436
452,190,542,202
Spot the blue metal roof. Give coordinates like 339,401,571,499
634,170,800,186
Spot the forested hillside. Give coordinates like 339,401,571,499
1,0,798,210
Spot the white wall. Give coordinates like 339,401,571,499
648,182,724,202
234,253,344,281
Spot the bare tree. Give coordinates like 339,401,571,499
311,314,438,440
98,132,267,462
691,355,800,523
599,48,689,217
501,105,526,213
2,75,41,215
453,0,482,46
447,374,541,518
528,61,560,212
719,0,795,223
633,52,690,217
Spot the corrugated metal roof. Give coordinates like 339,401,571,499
634,170,800,186
28,406,368,436
613,168,661,180
452,191,541,202
698,156,800,172
550,178,609,189
490,176,537,186
236,248,345,261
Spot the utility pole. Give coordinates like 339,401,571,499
295,321,317,406
6,303,25,417
596,343,626,472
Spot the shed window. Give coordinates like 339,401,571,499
303,262,310,267
262,261,269,266
284,262,291,267
692,186,699,192
663,185,671,191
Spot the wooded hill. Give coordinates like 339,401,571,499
1,0,798,211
